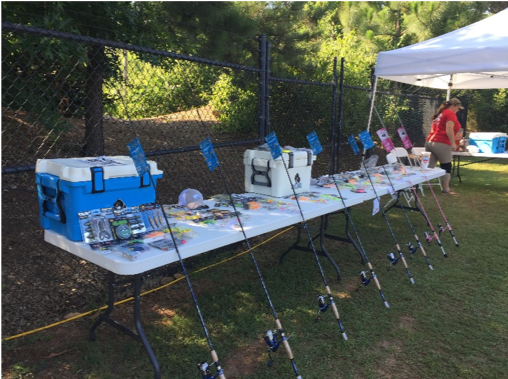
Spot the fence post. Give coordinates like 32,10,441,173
258,34,267,139
265,39,271,138
330,57,338,174
336,57,345,173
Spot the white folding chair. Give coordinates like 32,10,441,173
385,151,415,207
410,147,443,195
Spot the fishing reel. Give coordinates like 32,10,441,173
424,231,434,244
197,361,223,379
315,295,330,321
386,252,399,271
355,271,371,292
263,329,293,367
406,242,418,259
437,223,446,235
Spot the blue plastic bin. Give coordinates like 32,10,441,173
469,132,507,154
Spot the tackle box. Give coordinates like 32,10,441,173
468,132,507,154
36,156,163,241
244,148,316,197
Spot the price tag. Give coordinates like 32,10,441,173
265,132,283,160
397,126,413,149
348,134,360,155
372,198,380,215
127,138,149,176
306,131,323,155
199,138,219,171
358,130,375,150
376,127,395,153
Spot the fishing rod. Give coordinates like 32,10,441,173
411,157,459,247
121,93,225,379
379,164,434,270
191,92,302,378
266,132,348,340
358,142,415,283
318,171,390,307
389,99,459,247
371,107,433,270
370,105,448,258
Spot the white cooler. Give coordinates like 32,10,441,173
244,148,316,197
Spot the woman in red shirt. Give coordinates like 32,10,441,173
425,98,463,196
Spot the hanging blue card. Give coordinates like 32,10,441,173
358,130,375,150
306,131,323,155
127,138,149,176
265,132,282,160
348,134,360,155
199,137,220,171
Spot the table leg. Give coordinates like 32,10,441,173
279,217,341,281
89,272,161,379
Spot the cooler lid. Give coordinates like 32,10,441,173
36,156,163,182
469,132,507,139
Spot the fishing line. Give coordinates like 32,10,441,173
190,90,302,378
325,175,390,307
120,91,225,379
266,133,348,340
389,98,459,247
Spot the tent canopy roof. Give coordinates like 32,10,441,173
375,8,508,89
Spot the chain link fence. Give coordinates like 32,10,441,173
2,23,441,338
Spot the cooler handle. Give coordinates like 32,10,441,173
251,158,272,187
37,174,66,224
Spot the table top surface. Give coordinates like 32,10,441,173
453,151,508,158
45,165,445,275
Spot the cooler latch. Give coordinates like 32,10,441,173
90,167,105,193
251,158,272,187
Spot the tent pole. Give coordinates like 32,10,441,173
446,74,453,100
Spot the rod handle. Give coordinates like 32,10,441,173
210,350,226,379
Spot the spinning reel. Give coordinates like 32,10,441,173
406,242,418,259
424,231,435,244
386,251,400,270
315,295,330,321
263,329,293,367
356,271,372,292
197,361,224,379
437,223,446,235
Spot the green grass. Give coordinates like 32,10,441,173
3,159,508,379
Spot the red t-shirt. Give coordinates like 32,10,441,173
426,108,461,146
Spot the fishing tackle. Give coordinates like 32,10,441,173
191,91,302,378
437,223,446,236
263,329,296,367
361,159,415,284
380,164,434,270
198,361,224,379
406,242,418,259
314,296,347,338
323,165,389,307
272,137,348,341
121,92,226,379
388,98,459,247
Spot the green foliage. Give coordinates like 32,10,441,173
208,71,258,133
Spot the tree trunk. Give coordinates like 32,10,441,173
82,44,105,157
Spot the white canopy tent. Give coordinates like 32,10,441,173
365,8,508,140
375,8,508,91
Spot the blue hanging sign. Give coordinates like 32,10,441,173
199,138,220,171
127,138,149,176
358,130,375,150
306,131,323,156
348,134,360,155
265,132,282,160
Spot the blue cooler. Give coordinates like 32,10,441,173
469,132,507,154
36,156,163,241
